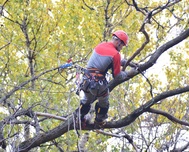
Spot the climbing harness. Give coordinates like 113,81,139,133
59,59,107,97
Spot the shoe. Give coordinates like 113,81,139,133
94,115,107,128
94,119,106,127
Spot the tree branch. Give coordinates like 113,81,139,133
82,0,95,10
122,0,183,71
35,112,67,121
170,142,189,152
147,108,189,126
105,85,189,128
95,130,140,151
16,27,189,152
0,42,11,50
0,67,59,104
109,27,189,91
17,85,189,151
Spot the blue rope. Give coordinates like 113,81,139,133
59,63,73,69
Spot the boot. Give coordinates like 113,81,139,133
75,103,91,128
94,102,109,127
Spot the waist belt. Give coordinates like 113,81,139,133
85,68,105,80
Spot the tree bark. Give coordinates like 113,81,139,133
17,28,189,152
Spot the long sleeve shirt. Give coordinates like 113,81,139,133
87,42,121,78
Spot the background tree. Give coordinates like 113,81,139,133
0,0,189,151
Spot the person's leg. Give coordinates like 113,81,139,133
94,82,109,124
76,75,95,118
95,100,109,123
77,90,96,119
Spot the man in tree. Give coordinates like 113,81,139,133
77,30,130,127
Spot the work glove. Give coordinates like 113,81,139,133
121,59,127,66
121,59,139,69
114,71,128,80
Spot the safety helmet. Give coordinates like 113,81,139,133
112,30,129,46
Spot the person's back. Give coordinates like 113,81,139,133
87,42,121,78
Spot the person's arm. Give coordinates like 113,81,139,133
121,59,138,68
112,53,121,78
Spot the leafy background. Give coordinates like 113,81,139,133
0,0,189,151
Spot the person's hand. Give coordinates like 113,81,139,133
121,59,127,66
115,71,128,80
130,62,139,69
122,59,139,68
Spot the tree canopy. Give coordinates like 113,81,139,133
0,0,189,151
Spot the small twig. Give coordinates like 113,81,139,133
0,42,11,50
35,112,67,121
0,66,59,104
122,28,149,71
95,130,139,151
82,0,95,10
137,68,153,98
122,8,150,71
51,140,64,152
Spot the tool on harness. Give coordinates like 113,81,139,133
85,69,105,80
58,59,106,96
75,65,86,95
81,69,107,97
85,69,105,84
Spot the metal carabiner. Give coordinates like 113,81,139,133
99,80,103,85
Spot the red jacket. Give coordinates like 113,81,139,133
87,42,121,78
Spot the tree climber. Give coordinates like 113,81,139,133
77,30,134,127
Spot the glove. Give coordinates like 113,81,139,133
121,59,127,66
121,59,139,69
115,71,128,80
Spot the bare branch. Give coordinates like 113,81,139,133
82,0,95,10
170,142,189,152
0,67,59,104
122,0,182,71
122,27,149,71
35,112,67,121
95,130,140,152
17,85,189,151
109,28,189,91
147,108,189,126
105,85,189,128
0,42,10,50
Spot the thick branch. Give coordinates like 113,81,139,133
17,85,189,151
105,85,189,128
109,27,189,91
18,115,74,152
